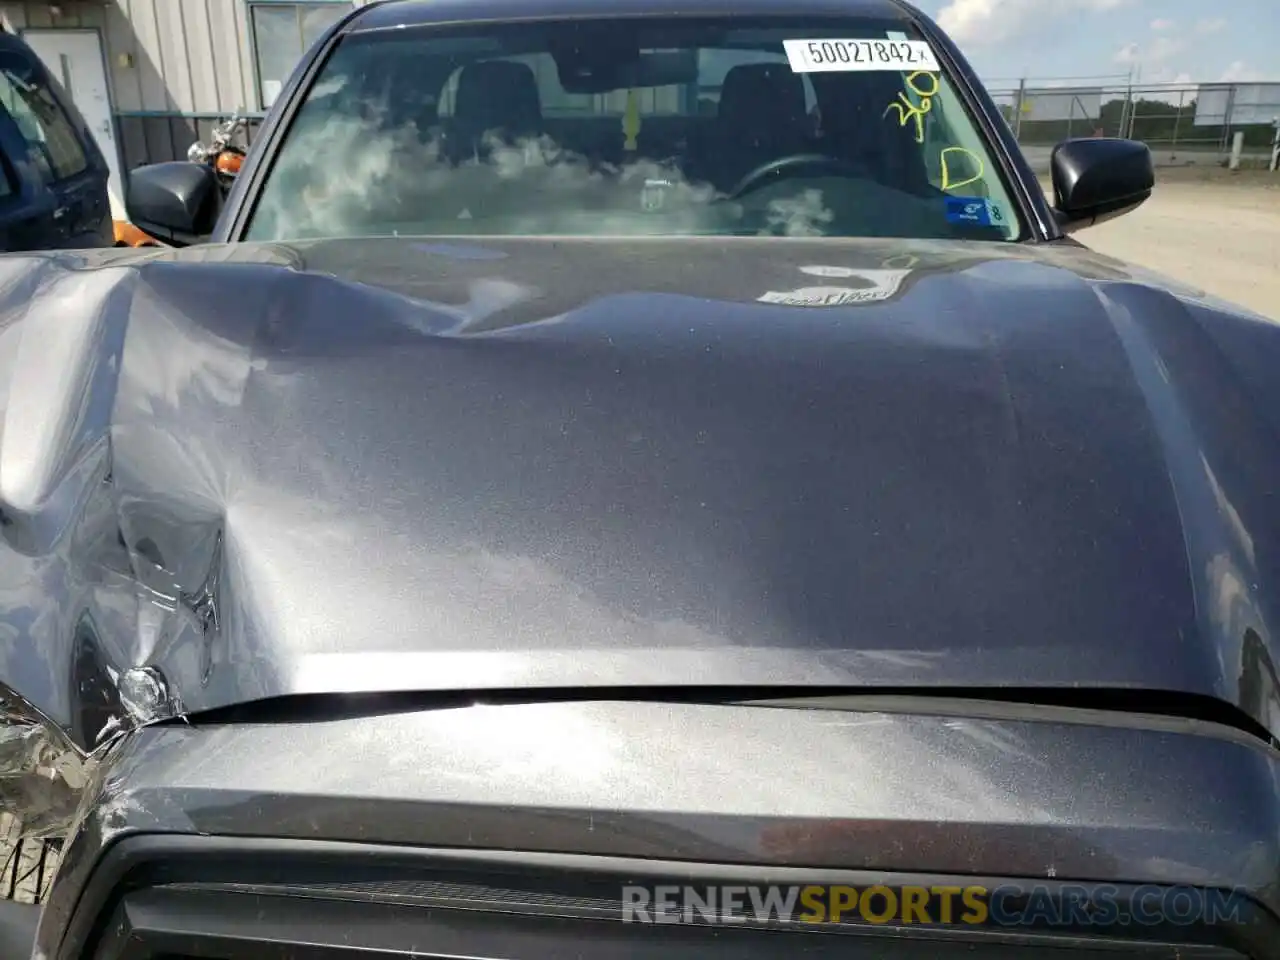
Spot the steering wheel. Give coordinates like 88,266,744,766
725,154,869,200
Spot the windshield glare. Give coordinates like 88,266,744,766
245,17,1023,242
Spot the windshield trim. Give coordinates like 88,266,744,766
219,8,1056,245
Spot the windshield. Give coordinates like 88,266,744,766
245,16,1023,242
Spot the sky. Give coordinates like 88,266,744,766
910,0,1277,88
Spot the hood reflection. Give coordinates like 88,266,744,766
0,234,1277,792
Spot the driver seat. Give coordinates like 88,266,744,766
446,60,544,163
694,63,810,192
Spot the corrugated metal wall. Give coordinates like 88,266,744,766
0,1,688,169
0,0,358,166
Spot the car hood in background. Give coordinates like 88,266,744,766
2,235,1280,746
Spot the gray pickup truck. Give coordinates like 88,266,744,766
4,0,1280,958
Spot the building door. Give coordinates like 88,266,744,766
21,29,123,220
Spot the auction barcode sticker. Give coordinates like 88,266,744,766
783,39,939,73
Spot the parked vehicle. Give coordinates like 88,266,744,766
0,30,112,252
187,111,248,193
111,115,246,249
4,0,1280,958
111,216,161,247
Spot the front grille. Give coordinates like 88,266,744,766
46,836,1277,960
90,885,1255,960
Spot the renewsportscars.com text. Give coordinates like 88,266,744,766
620,884,1253,927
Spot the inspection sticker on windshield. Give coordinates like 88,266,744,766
784,39,939,73
945,196,1001,226
947,195,993,226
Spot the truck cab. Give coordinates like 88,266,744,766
0,30,113,252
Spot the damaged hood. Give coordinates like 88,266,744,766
2,235,1280,749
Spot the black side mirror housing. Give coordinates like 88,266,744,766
126,162,221,247
1050,138,1154,233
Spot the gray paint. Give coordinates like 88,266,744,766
27,698,1280,958
1,234,1280,749
1,3,1279,955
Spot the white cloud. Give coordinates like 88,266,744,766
1113,42,1139,64
1111,34,1187,67
1110,16,1230,88
1146,34,1189,64
937,0,1132,46
1219,60,1265,83
1029,77,1094,88
1143,71,1195,105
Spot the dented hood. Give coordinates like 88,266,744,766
2,235,1280,750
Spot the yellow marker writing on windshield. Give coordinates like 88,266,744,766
623,90,640,151
884,71,938,144
939,146,985,192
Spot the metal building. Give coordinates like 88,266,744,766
0,1,794,221
0,0,361,218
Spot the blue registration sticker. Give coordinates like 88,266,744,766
945,196,996,226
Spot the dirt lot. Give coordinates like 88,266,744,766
1052,166,1280,322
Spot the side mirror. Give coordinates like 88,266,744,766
1050,138,1154,232
126,162,220,247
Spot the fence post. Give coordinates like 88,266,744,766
1230,131,1244,170
1013,78,1026,138
1170,87,1184,158
1120,81,1134,138
1220,84,1237,156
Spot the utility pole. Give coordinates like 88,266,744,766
1128,64,1141,138
1119,66,1134,138
1014,77,1026,138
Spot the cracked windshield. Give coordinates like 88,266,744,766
246,18,1022,241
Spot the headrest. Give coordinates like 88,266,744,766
718,63,806,132
452,59,543,140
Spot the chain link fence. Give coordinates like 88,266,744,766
985,74,1280,171
209,72,1280,179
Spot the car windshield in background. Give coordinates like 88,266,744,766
245,17,1023,242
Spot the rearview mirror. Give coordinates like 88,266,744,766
126,162,221,247
1050,138,1154,232
553,44,697,94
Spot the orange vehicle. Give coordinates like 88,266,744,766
113,219,162,247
